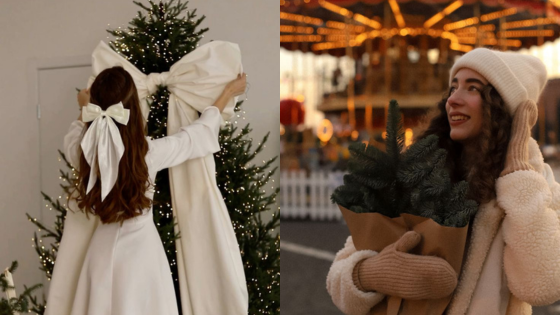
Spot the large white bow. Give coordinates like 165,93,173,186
80,102,130,201
88,40,241,124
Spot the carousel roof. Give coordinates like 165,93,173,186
281,0,560,56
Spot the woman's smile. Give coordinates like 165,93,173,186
448,112,470,126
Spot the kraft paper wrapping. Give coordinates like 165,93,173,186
339,205,469,315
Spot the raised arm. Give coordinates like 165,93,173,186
148,106,222,171
497,163,560,306
147,73,247,171
497,101,560,305
63,120,85,168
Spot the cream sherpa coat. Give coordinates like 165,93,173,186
326,138,560,315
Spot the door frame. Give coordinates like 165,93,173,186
26,56,91,288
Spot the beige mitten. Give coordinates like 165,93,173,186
500,100,538,177
352,231,458,300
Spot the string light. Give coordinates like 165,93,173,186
453,24,495,34
480,7,517,22
498,30,555,38
319,0,353,18
444,17,479,31
353,14,382,30
457,37,521,47
388,0,406,28
424,1,463,29
310,28,475,51
280,25,314,34
503,17,556,30
325,20,348,30
280,11,323,25
280,35,322,42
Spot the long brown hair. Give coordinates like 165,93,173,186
417,85,512,204
74,66,152,224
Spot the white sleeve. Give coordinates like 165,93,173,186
497,167,560,306
63,120,86,168
148,106,221,172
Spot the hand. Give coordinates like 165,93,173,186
500,99,538,176
212,73,247,113
352,231,458,300
77,88,90,108
224,73,247,97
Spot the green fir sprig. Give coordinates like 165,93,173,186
331,100,478,227
108,0,208,74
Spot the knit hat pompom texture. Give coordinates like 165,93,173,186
449,48,547,115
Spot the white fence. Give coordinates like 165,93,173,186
280,170,345,220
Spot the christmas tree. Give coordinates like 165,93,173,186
331,99,477,227
19,1,279,314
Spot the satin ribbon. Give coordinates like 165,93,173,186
80,102,130,201
88,40,241,124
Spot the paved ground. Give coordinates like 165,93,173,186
281,220,560,315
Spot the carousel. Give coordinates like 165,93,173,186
281,0,560,145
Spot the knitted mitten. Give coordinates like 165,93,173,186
500,99,538,177
352,231,458,300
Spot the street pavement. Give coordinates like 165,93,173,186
281,220,560,315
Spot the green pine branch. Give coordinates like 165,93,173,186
108,0,207,74
332,99,478,227
386,99,404,163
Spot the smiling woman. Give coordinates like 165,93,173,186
326,48,560,315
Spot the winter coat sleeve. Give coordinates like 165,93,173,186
63,120,86,168
496,157,560,306
326,236,386,315
147,106,221,172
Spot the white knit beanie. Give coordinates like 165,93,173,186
449,48,548,115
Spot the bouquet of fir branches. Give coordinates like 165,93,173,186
331,100,478,315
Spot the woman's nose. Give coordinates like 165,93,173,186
447,90,464,107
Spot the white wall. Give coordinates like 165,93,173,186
0,0,279,294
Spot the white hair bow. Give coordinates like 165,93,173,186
80,102,130,201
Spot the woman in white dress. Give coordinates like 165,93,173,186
51,66,246,315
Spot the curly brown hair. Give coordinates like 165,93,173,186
416,85,512,204
74,66,153,224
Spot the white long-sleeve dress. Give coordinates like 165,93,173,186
48,106,222,315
